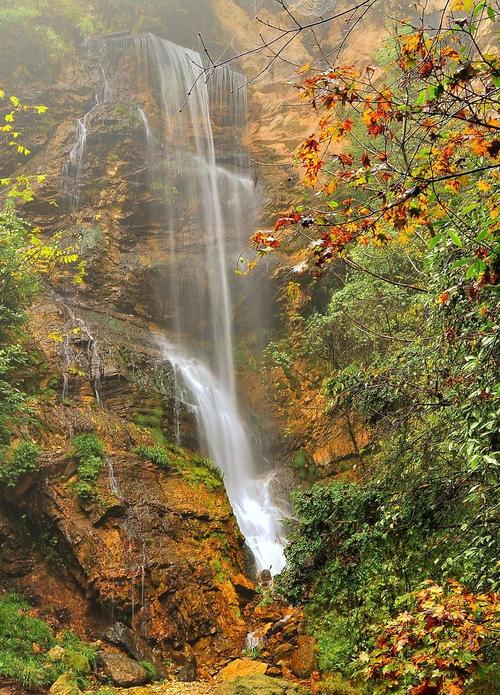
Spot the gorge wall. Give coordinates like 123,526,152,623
0,0,374,679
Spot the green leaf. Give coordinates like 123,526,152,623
447,229,463,247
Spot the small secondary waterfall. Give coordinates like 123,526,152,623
65,33,286,573
63,49,113,208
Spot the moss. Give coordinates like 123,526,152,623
139,660,157,682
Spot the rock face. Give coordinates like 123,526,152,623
103,622,165,678
100,652,148,687
0,0,313,680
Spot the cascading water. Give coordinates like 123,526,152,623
62,46,113,208
165,346,286,573
130,34,286,573
65,33,287,573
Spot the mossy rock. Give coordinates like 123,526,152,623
216,674,309,695
49,672,82,695
64,649,90,674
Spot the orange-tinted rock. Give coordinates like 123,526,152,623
100,652,148,686
289,636,318,679
218,659,268,680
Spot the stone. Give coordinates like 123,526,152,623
103,622,165,677
272,642,294,661
178,655,198,682
215,674,308,695
232,573,257,602
100,652,148,687
265,666,283,677
289,636,318,679
49,673,81,695
259,569,272,586
48,645,65,661
218,659,268,680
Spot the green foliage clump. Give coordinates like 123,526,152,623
0,208,40,443
0,594,95,688
72,433,105,503
184,455,223,491
0,440,40,487
139,660,157,682
135,444,169,469
135,444,223,491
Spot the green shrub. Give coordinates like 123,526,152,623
77,455,103,481
0,440,40,487
135,445,169,469
72,433,105,503
72,433,105,460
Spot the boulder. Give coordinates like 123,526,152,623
218,659,268,680
49,673,81,695
215,674,308,695
289,636,318,679
178,655,197,682
272,642,294,662
100,652,148,687
103,622,165,677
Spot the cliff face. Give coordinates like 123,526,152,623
0,0,369,675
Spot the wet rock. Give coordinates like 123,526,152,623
215,674,307,695
100,652,148,687
289,636,318,679
268,615,293,637
218,659,267,680
271,642,294,661
49,673,81,695
177,654,197,682
232,573,257,602
266,666,283,677
259,569,272,586
103,622,165,677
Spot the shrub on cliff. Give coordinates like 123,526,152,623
0,440,40,487
72,433,105,503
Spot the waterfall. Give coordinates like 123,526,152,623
65,33,286,573
164,345,286,574
132,34,285,573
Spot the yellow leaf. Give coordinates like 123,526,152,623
298,62,312,74
477,180,491,192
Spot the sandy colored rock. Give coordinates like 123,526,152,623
218,659,268,680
